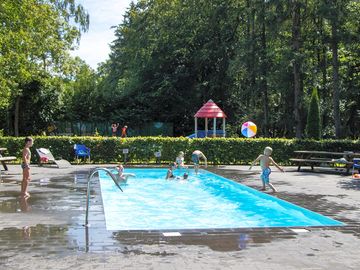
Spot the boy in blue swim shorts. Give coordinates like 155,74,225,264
249,146,284,193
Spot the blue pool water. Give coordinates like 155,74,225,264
98,168,344,230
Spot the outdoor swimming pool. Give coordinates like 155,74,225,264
98,168,344,230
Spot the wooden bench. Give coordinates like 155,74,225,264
0,156,17,171
289,158,353,173
290,151,357,174
0,148,17,171
0,156,17,179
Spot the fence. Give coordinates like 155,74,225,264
54,121,173,137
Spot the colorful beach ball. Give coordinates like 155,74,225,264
241,121,257,138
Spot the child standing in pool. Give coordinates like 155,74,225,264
249,146,284,193
191,150,207,174
175,151,187,168
21,137,33,197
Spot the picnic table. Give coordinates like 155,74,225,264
290,150,359,174
0,148,17,171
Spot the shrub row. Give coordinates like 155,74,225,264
1,136,359,165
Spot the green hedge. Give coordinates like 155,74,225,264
0,136,359,165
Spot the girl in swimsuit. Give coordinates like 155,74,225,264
175,151,186,168
21,137,33,197
111,123,119,136
117,162,135,181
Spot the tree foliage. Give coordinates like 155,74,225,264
0,0,89,135
90,0,359,138
306,88,321,139
1,0,359,138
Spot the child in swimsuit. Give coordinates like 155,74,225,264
249,146,284,193
181,172,189,180
121,125,128,138
166,162,177,180
175,151,186,168
191,150,207,174
117,163,125,179
117,162,135,181
21,137,33,197
111,123,119,136
175,172,189,180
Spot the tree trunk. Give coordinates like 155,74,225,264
320,18,327,89
246,0,256,108
331,21,341,137
292,0,302,139
250,4,256,104
260,3,269,137
14,96,20,137
260,23,269,137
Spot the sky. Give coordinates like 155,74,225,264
70,0,135,69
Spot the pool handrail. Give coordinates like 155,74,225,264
84,168,123,227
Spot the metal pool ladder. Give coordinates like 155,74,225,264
84,168,123,227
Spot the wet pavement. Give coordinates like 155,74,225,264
0,164,360,269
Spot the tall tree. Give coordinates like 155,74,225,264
0,0,89,135
319,0,354,137
306,88,321,139
61,58,98,122
292,0,303,138
61,0,360,138
259,0,270,136
325,0,342,137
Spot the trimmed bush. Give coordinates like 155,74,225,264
0,136,359,165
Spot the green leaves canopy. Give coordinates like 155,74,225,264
0,0,89,134
96,0,360,138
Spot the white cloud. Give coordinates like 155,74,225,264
70,0,135,69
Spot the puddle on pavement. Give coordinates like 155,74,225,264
338,179,360,190
112,229,290,253
0,172,92,213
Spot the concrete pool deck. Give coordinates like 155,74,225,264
0,164,360,269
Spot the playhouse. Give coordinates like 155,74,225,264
190,99,227,138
